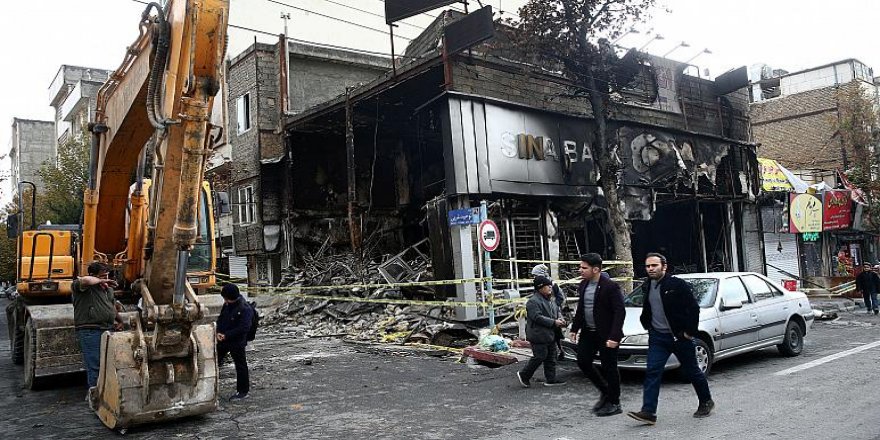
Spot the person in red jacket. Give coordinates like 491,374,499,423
217,284,254,400
569,253,626,417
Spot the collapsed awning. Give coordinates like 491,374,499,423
758,158,810,193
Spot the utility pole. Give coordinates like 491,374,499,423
280,12,292,114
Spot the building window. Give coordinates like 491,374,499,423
237,185,256,225
236,93,251,134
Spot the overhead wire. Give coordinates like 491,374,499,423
313,0,424,31
131,0,424,59
265,0,417,41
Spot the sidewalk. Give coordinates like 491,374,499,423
807,296,856,313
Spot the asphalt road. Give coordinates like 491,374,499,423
2,297,880,439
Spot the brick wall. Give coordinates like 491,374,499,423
451,56,750,141
289,56,387,115
750,84,850,168
228,41,392,255
228,44,272,254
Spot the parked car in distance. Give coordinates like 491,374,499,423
3,285,16,300
564,272,814,374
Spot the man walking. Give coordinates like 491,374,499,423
531,264,567,359
628,253,714,425
516,275,567,388
217,284,254,400
570,253,626,417
855,262,879,315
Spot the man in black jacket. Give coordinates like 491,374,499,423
570,253,626,417
217,284,254,400
855,263,880,315
516,276,567,388
628,253,714,425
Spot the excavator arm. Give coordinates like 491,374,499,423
82,0,229,430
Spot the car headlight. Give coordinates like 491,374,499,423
622,333,650,345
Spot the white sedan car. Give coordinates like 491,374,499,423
567,272,814,374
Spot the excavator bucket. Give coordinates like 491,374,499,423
93,323,218,430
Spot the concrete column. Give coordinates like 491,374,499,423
450,195,478,320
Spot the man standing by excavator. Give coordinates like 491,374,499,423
72,262,124,399
217,284,254,400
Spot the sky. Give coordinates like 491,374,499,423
1,0,879,202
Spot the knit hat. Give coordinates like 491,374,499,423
531,264,549,278
220,283,241,301
533,275,553,290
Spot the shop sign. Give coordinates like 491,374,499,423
801,232,819,242
789,193,822,233
822,190,852,231
757,158,792,192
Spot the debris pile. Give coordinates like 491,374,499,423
261,296,488,347
276,237,434,297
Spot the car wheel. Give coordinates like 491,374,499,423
694,338,713,375
777,320,804,357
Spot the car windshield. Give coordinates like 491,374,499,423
624,278,718,308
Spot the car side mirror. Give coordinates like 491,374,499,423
6,215,19,239
720,298,743,310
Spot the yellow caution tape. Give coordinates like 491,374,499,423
228,288,494,308
494,277,633,285
490,258,633,266
381,331,412,342
224,277,492,293
403,343,464,353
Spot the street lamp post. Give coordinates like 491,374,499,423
612,28,639,45
638,34,664,52
684,48,713,65
662,41,690,58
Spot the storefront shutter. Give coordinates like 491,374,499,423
741,204,765,274
228,255,248,279
764,232,800,285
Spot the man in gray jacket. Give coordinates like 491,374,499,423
517,276,568,388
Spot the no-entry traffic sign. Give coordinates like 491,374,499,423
478,220,500,252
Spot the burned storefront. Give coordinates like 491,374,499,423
280,11,761,316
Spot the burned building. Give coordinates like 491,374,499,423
226,39,391,285
276,12,761,316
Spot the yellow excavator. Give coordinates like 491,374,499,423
5,0,229,430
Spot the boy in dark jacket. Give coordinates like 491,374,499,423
516,276,567,388
628,253,714,425
217,284,254,400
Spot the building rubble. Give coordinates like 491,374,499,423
258,236,496,348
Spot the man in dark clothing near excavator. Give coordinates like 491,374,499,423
217,284,254,400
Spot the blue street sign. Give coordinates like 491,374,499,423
448,208,480,226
